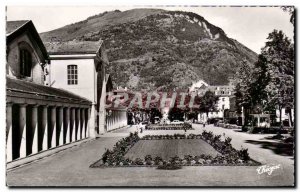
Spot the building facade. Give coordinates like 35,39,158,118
45,41,127,135
6,21,92,162
190,80,234,121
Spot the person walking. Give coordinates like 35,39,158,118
140,126,143,133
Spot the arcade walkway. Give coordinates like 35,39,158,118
7,124,294,186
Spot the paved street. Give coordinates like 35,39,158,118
7,124,294,187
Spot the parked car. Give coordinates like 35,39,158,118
171,120,184,124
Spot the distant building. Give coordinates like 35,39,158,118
189,80,209,93
190,80,234,120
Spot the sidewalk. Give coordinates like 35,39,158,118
6,124,294,186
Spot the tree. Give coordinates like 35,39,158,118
168,107,185,121
261,30,294,126
234,60,255,125
199,91,219,118
281,6,295,25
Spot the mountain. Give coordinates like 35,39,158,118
41,8,258,90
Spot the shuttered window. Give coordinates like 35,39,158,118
67,65,78,85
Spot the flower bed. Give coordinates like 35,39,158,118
145,123,193,130
217,123,242,129
90,131,260,168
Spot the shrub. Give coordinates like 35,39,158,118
225,137,232,146
134,158,144,165
157,163,182,170
238,148,250,162
213,135,222,143
144,155,152,161
154,156,163,165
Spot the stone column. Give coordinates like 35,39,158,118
112,111,117,129
120,111,122,127
86,108,90,137
119,111,121,128
58,107,64,146
123,111,126,126
115,111,117,129
31,105,39,154
6,103,13,162
89,105,96,138
106,114,108,131
116,111,119,128
111,111,114,130
114,111,116,129
19,104,27,158
81,108,85,139
76,108,81,140
50,106,57,148
109,113,112,131
71,108,76,142
98,77,106,134
41,105,48,151
65,107,70,144
121,111,124,127
106,114,109,131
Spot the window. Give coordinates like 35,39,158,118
20,49,32,77
222,98,225,101
67,65,78,85
222,105,225,110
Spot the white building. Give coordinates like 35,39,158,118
45,40,127,136
6,20,92,162
191,80,234,121
6,20,127,165
189,80,209,93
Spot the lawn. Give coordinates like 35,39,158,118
124,139,220,160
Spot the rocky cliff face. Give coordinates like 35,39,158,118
41,9,258,90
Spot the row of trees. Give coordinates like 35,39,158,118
168,90,219,121
108,89,220,123
235,25,294,126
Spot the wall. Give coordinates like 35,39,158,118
7,33,44,84
50,58,96,103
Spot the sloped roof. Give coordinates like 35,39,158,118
6,20,48,60
6,20,30,34
44,40,103,55
6,77,91,104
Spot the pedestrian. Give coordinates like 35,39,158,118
203,122,205,128
140,127,143,133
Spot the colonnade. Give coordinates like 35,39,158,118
6,103,90,162
106,110,127,132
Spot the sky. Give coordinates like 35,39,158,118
6,6,294,53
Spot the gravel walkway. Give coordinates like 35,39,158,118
6,124,294,187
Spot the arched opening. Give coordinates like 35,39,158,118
18,42,34,77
